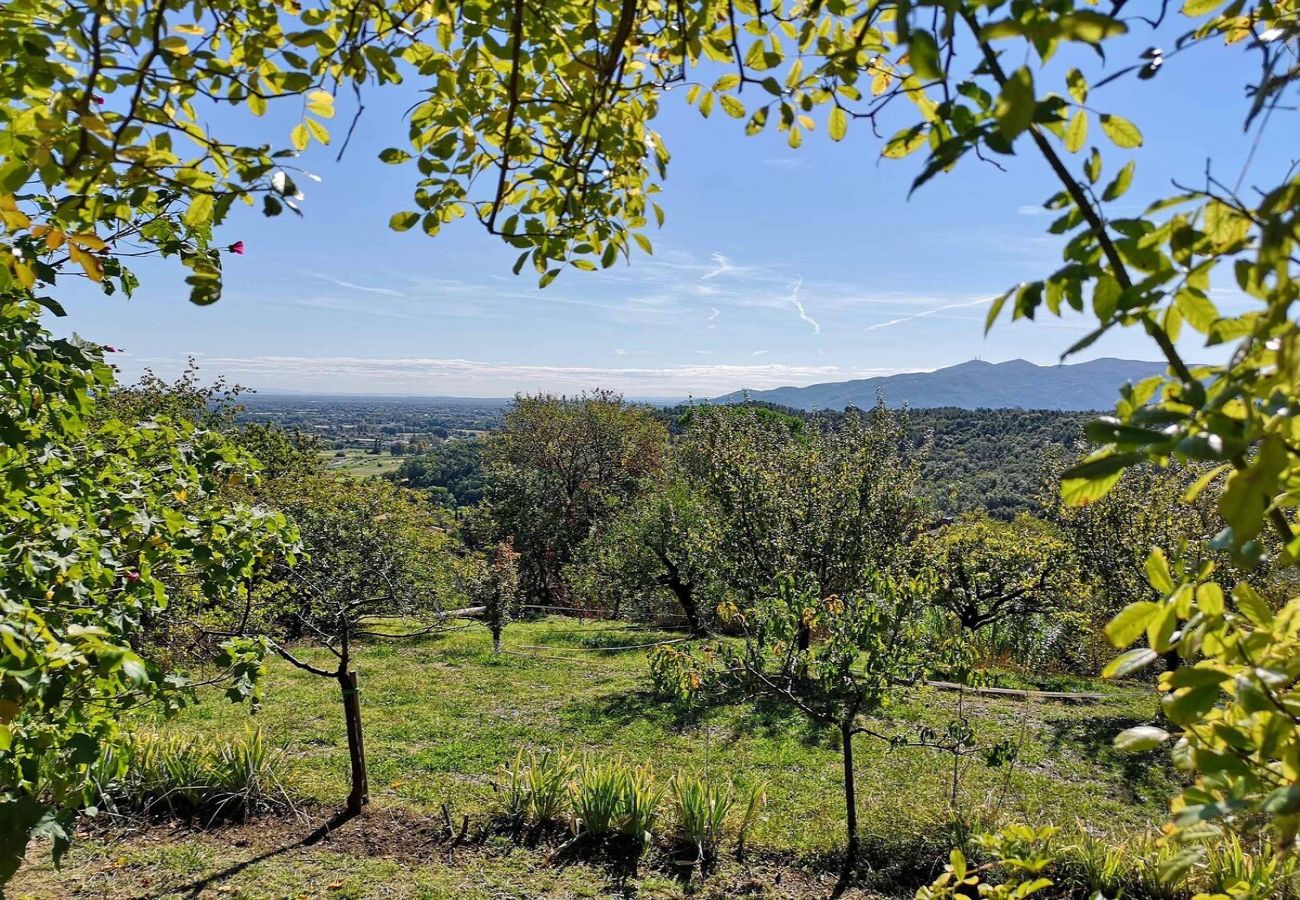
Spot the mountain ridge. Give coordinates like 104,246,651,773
714,357,1169,412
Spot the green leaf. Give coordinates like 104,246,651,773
1100,114,1143,148
1233,583,1273,626
994,67,1035,140
1195,583,1225,617
908,30,943,81
1103,647,1158,678
158,36,189,55
1145,548,1174,594
828,106,847,142
1182,0,1222,15
1163,684,1220,726
183,194,215,228
983,289,1012,335
1105,601,1161,647
306,89,335,119
389,211,419,232
883,124,927,159
1084,147,1103,184
1064,111,1087,153
1061,451,1143,505
305,118,330,145
719,95,746,119
1066,68,1088,104
1058,11,1128,43
1114,725,1171,752
1102,160,1135,200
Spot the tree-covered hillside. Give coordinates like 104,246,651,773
908,407,1090,519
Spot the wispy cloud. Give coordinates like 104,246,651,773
864,297,994,333
201,354,893,396
751,350,769,357
788,277,820,334
311,274,409,297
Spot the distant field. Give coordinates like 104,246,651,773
15,618,1173,899
321,448,406,478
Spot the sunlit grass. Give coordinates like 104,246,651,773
126,617,1171,859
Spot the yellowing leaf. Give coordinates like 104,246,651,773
1064,111,1087,153
69,232,107,251
158,36,190,55
1099,114,1142,148
68,244,103,282
290,123,309,151
183,193,215,228
306,89,335,119
828,106,847,142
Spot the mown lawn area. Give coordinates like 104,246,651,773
321,449,406,478
14,618,1174,898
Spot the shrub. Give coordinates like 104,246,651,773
90,728,287,822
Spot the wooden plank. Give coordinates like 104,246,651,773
925,680,1104,703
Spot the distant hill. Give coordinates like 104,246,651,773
715,358,1169,412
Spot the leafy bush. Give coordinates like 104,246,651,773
90,728,288,822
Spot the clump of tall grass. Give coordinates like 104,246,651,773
619,762,664,849
570,756,628,838
497,749,574,826
669,773,766,863
1202,833,1300,899
91,727,288,822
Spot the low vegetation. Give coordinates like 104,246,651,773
15,619,1177,897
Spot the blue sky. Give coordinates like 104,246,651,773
50,20,1290,398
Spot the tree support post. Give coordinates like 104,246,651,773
832,719,858,898
341,670,369,816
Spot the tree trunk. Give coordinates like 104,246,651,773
666,577,707,636
831,720,858,898
340,670,369,816
492,626,503,655
655,550,708,636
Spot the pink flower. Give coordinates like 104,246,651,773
102,345,118,353
125,571,139,583
92,95,105,105
227,240,245,255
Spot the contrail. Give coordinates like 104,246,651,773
865,296,992,332
790,277,820,334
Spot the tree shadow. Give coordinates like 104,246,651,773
556,686,828,749
1042,713,1178,798
173,807,358,898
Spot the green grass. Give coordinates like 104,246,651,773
14,618,1176,897
321,449,405,478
